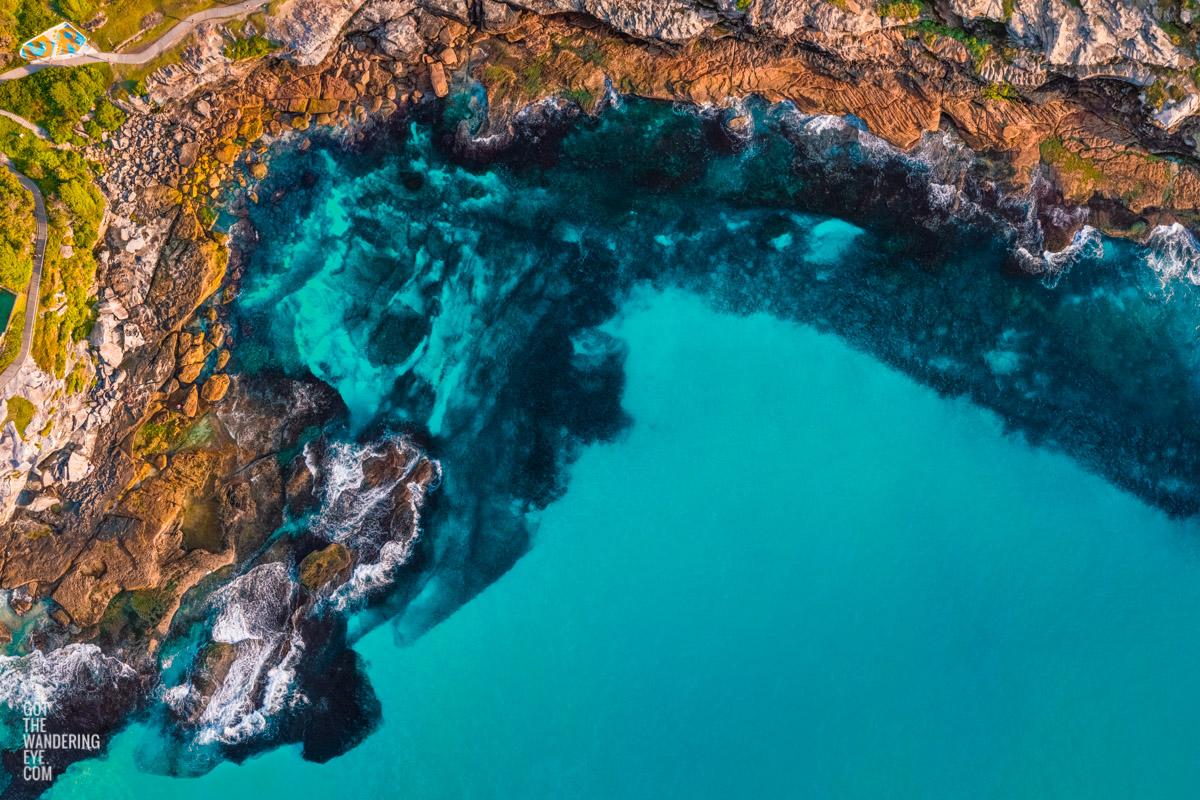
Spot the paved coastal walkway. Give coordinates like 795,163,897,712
0,152,48,392
0,0,269,80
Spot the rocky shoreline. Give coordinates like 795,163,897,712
6,0,1200,792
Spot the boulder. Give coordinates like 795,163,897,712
181,384,199,417
297,543,351,590
430,62,450,97
200,374,231,403
177,361,204,383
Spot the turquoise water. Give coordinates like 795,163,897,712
50,288,1200,797
0,288,15,337
17,100,1200,795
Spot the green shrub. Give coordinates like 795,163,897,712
981,81,1018,102
909,20,992,66
93,98,125,130
56,0,97,23
65,359,89,393
1144,78,1167,111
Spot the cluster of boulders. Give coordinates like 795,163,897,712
156,314,233,423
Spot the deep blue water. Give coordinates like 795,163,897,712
35,99,1200,796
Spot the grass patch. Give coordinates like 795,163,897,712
878,1,922,20
111,38,185,87
132,411,187,455
224,33,276,60
87,0,216,51
1145,77,1168,111
64,358,89,393
563,87,596,107
4,396,35,437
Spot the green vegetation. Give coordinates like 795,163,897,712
0,167,34,292
64,358,89,393
298,544,351,590
519,54,549,96
735,0,753,10
132,411,188,455
11,0,59,41
111,39,184,92
878,1,922,21
1141,78,1187,112
1145,77,1168,110
981,81,1018,102
57,0,97,21
224,34,276,61
0,117,103,377
1040,137,1107,192
564,87,596,107
83,97,125,139
0,63,112,142
4,396,35,437
482,64,514,85
908,20,993,67
100,583,178,636
93,98,125,129
86,0,214,51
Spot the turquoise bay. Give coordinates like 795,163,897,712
51,288,1200,798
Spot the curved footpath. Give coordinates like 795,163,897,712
0,0,269,80
0,152,48,392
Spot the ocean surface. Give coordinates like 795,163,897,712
34,99,1200,796
51,287,1200,797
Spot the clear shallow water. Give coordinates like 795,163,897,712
50,289,1200,798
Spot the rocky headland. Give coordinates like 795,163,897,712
5,0,1200,792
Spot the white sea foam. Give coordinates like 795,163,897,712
1144,223,1200,290
0,644,135,712
1039,225,1105,287
182,564,300,746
